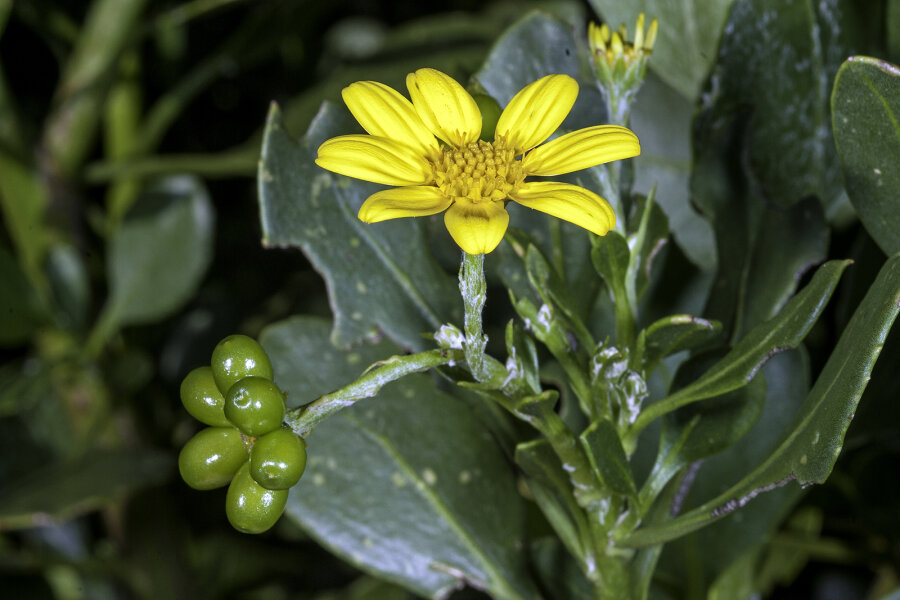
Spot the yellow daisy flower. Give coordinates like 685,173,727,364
315,68,640,254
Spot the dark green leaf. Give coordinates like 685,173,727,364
530,537,594,600
659,350,809,585
627,190,669,300
626,254,900,547
104,175,214,327
641,314,722,371
516,440,585,564
591,231,630,298
262,317,537,600
46,243,90,331
0,246,45,346
633,260,848,431
258,103,460,350
832,56,900,256
587,0,734,100
473,11,606,130
692,0,879,210
0,151,50,293
631,74,716,270
580,418,636,498
0,450,172,530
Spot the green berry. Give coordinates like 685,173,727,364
226,462,288,534
472,93,501,142
224,376,285,436
180,366,231,427
211,334,274,395
178,427,248,490
250,429,307,490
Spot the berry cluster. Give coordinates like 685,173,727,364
178,334,307,534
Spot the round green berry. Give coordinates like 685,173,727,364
226,462,288,534
180,366,231,427
211,334,274,395
472,93,501,142
224,376,285,436
178,427,248,490
250,429,307,490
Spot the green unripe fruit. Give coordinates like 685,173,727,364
250,429,307,490
180,366,231,427
211,334,274,395
226,462,288,534
178,427,248,490
472,93,501,142
224,376,285,436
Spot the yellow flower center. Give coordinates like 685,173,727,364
432,137,524,204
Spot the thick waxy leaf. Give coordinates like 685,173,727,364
516,440,585,563
641,354,766,504
258,103,459,350
641,315,722,371
262,317,536,599
626,254,900,547
692,0,879,211
694,115,830,342
0,152,50,292
0,246,44,346
655,350,809,586
588,0,733,101
0,450,171,530
104,175,214,327
832,57,900,256
632,260,848,432
631,74,716,270
591,231,629,299
627,191,669,300
580,418,636,498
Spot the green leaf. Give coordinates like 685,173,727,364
580,418,637,498
516,440,586,563
103,175,214,327
692,0,879,210
641,314,722,371
832,56,900,256
258,103,460,350
659,350,809,585
530,537,594,600
627,189,669,300
0,151,50,294
0,450,171,530
641,354,766,504
625,254,900,547
587,0,734,100
0,246,45,346
262,317,537,600
632,260,848,434
631,74,716,271
474,11,606,129
591,231,630,297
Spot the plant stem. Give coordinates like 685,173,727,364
285,349,463,437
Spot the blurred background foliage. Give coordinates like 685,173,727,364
0,0,898,598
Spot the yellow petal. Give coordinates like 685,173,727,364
443,199,509,254
407,68,481,147
315,135,431,186
522,125,640,176
342,81,438,157
358,186,451,223
511,181,615,236
495,74,578,152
